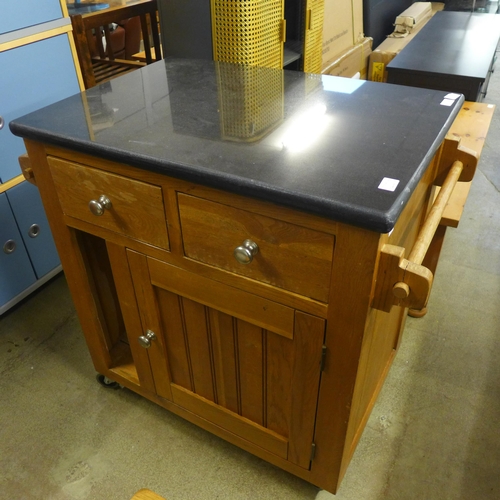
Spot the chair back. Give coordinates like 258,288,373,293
71,0,162,88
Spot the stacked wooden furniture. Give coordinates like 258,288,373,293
70,0,161,88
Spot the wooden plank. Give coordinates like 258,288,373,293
209,310,240,414
78,233,123,350
182,298,216,402
288,311,325,469
127,250,173,400
266,332,293,438
147,258,295,339
309,223,381,493
171,384,288,459
156,289,192,391
0,174,24,194
438,101,496,226
236,320,265,426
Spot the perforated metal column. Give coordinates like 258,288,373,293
302,0,324,74
211,0,284,69
215,63,284,142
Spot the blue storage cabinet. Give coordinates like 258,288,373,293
0,0,63,35
6,182,61,278
0,193,37,306
0,34,80,182
0,0,82,314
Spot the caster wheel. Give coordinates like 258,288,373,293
96,374,120,389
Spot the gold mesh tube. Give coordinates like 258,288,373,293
211,0,284,69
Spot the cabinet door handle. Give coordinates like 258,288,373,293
138,329,156,349
3,239,16,254
88,195,112,216
28,224,40,238
233,239,259,264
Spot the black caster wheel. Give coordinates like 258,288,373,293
96,373,120,389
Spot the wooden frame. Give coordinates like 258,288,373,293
70,0,162,88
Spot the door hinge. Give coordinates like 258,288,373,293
320,345,327,371
310,442,317,461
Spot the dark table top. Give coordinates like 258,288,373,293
10,58,464,233
387,11,500,79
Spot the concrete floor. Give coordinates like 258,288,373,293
2,69,500,500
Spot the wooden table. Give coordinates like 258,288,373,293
10,60,494,494
387,11,500,101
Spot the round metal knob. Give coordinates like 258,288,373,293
233,239,259,265
89,195,112,216
3,239,16,254
28,224,40,238
0,116,4,130
138,329,156,349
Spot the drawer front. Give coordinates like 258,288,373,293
0,34,80,182
48,157,170,250
178,193,334,302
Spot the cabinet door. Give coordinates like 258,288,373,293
0,0,63,35
302,0,324,73
6,181,60,278
0,34,80,182
0,193,37,308
128,250,325,469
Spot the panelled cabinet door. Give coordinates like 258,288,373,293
128,250,325,469
0,34,80,182
0,194,37,307
0,0,63,35
6,181,60,278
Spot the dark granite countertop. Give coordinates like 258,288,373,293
10,58,464,233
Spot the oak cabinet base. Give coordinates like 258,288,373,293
23,107,488,494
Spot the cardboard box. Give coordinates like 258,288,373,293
394,2,432,34
322,0,364,67
322,37,373,80
368,2,444,82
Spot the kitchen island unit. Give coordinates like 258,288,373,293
10,59,488,493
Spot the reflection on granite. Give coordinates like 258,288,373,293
10,59,463,232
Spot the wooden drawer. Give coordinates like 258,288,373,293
178,193,334,302
48,157,169,249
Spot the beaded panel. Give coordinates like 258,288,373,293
216,62,284,141
302,0,324,74
211,0,284,69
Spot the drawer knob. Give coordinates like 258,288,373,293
234,239,259,264
89,195,112,216
138,329,156,349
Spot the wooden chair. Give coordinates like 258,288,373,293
70,0,162,89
